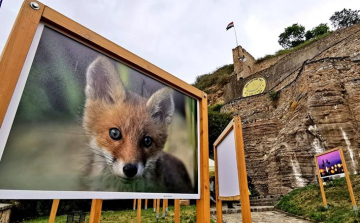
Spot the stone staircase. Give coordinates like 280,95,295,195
250,195,283,206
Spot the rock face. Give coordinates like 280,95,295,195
221,24,360,195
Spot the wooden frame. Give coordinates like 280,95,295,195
314,147,358,215
0,0,210,222
213,117,251,223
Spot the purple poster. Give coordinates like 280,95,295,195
316,150,344,179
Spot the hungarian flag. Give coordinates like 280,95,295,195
226,22,234,30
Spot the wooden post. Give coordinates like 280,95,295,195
137,199,142,223
89,199,102,223
339,148,358,216
234,117,252,223
48,199,60,223
156,199,160,221
165,199,168,212
133,199,136,210
162,199,166,218
314,157,328,208
145,199,148,210
214,145,223,223
174,199,180,223
196,95,211,223
153,199,156,212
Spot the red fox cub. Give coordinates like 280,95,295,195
82,56,193,193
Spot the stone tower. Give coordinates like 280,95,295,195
232,46,255,79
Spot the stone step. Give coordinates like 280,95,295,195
210,206,274,215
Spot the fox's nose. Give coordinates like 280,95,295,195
123,164,138,178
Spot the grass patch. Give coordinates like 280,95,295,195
193,64,234,94
276,174,360,222
24,205,202,223
256,32,332,64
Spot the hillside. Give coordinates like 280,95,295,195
193,64,233,105
194,24,358,106
276,175,360,222
193,22,360,198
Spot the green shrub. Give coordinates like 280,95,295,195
268,90,280,101
207,104,233,159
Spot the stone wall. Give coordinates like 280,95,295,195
222,57,360,195
224,23,360,102
253,55,286,74
232,46,256,79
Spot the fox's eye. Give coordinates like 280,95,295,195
109,128,122,140
143,136,152,148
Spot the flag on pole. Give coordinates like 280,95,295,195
226,22,234,30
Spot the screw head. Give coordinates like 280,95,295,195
30,2,40,10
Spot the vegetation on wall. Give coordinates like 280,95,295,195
207,104,233,160
193,64,234,94
256,31,331,64
277,8,359,50
268,90,280,101
278,23,332,49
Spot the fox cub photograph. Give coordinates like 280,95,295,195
0,27,198,194
83,57,193,193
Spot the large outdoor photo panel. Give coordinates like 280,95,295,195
316,150,344,179
0,23,199,199
217,129,240,198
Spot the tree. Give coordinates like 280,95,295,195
330,8,360,29
278,24,305,49
208,104,232,159
312,23,330,36
305,23,330,40
305,30,314,41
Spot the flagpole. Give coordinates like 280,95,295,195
233,25,239,47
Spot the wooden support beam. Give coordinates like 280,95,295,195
174,199,180,223
153,199,156,212
214,145,223,223
89,199,102,223
340,148,358,215
137,199,142,223
145,199,148,210
314,157,328,208
156,199,160,221
162,199,166,218
196,95,211,223
133,199,136,210
165,199,168,212
234,117,252,223
48,199,59,223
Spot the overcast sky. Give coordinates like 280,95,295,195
0,0,359,84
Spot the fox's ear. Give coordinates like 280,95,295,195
146,88,175,125
85,56,125,103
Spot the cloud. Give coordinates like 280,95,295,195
0,0,359,84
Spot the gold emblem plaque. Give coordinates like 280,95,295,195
242,77,266,97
